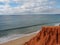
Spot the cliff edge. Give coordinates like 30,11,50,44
24,26,60,45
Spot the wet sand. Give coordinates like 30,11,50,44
0,33,37,45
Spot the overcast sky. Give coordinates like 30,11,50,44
0,0,60,15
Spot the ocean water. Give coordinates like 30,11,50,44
0,14,60,43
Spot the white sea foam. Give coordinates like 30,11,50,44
54,23,60,26
0,34,25,44
0,30,39,44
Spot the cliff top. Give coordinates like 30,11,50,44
24,26,60,45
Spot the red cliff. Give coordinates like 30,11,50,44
24,26,60,45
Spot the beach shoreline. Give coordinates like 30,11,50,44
0,30,39,45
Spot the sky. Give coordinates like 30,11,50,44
0,0,60,15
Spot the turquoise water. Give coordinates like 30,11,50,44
0,14,60,37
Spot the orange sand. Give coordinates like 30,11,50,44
24,26,60,45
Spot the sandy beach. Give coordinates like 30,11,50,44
0,33,37,45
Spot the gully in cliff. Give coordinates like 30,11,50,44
24,26,60,45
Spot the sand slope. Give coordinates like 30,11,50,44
24,26,60,45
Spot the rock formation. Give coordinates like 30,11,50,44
24,26,60,45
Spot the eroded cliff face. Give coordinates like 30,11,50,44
24,26,60,45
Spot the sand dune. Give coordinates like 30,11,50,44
1,26,60,45
24,26,60,45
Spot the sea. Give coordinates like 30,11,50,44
0,14,60,43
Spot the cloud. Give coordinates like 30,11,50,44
0,0,58,15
